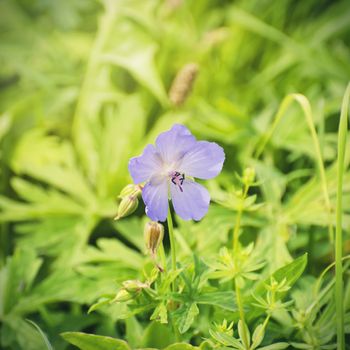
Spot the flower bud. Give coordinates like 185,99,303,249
114,195,139,220
144,221,164,257
112,289,133,303
242,167,255,185
122,279,148,293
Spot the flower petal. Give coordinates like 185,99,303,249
142,176,169,222
170,179,210,221
155,124,196,164
178,141,225,179
128,144,162,184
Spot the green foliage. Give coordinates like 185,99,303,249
1,0,350,349
61,332,131,350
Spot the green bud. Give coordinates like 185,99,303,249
118,184,142,198
144,221,164,257
114,195,139,220
112,288,132,303
243,167,255,185
122,279,148,293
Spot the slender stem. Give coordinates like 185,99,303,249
335,82,350,350
233,184,249,254
158,242,167,272
167,208,177,291
235,284,249,349
262,313,271,330
233,183,250,349
253,94,334,244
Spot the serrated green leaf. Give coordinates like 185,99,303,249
173,303,199,334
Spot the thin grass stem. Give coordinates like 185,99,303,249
232,183,250,348
335,82,350,350
254,94,334,243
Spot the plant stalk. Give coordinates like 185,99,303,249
233,183,250,348
167,208,177,291
335,82,350,350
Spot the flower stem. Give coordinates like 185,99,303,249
235,284,249,349
158,242,167,272
335,82,350,350
167,208,177,291
233,183,250,349
233,183,249,253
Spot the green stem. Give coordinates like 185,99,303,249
233,183,250,349
233,184,249,254
167,208,177,291
254,94,334,244
235,283,249,349
335,82,350,350
158,242,167,272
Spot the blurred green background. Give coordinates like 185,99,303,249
0,0,350,349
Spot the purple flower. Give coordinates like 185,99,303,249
128,124,225,222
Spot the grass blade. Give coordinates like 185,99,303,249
26,319,54,350
335,82,350,350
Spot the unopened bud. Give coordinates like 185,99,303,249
112,289,132,303
114,195,139,220
118,184,142,198
122,279,148,293
243,167,255,185
144,221,164,257
169,63,199,106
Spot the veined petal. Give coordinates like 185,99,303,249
170,179,210,221
142,176,169,222
128,144,162,184
155,124,196,164
178,141,225,179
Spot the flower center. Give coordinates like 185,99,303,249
170,171,185,192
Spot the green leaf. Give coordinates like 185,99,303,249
150,302,168,324
196,291,237,311
26,319,54,350
258,343,289,350
251,323,264,349
87,296,114,314
141,322,175,349
0,248,42,316
4,316,51,350
103,34,168,105
208,330,243,349
173,303,199,334
238,320,250,348
61,332,131,350
164,344,200,350
251,253,307,300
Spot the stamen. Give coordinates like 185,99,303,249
171,171,185,192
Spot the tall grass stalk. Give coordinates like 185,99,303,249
254,94,334,243
335,82,350,350
232,183,250,348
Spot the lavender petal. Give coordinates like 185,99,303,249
142,176,169,222
155,124,196,164
128,144,162,184
179,141,225,179
170,179,210,221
